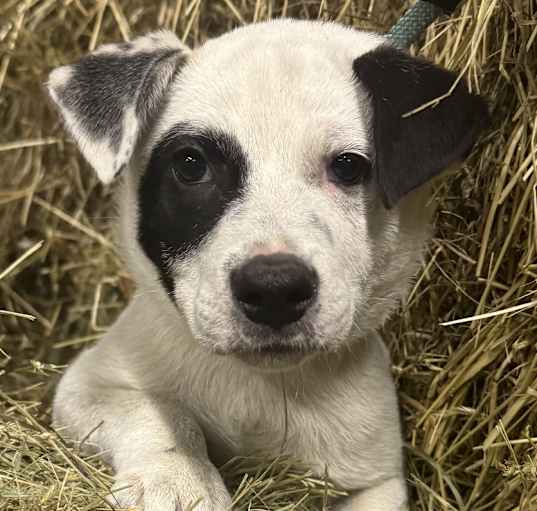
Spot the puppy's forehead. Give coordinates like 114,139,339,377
155,21,385,161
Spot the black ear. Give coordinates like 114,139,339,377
353,45,489,208
47,31,189,183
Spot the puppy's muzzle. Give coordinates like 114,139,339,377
230,254,318,330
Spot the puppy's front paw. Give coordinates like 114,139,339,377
107,457,231,511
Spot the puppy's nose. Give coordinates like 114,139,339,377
230,254,318,329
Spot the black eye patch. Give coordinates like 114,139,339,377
138,124,247,297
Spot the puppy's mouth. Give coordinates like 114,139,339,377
228,338,320,370
228,338,312,356
255,342,306,354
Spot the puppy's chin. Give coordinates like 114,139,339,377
202,330,318,370
200,324,325,371
232,345,319,372
191,308,354,371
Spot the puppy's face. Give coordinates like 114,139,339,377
48,20,487,369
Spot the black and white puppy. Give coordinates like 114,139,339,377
48,19,487,511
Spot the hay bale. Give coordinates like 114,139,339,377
1,0,535,509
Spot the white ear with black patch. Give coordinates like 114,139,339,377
354,46,489,208
47,31,189,183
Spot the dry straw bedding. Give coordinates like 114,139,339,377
1,0,536,510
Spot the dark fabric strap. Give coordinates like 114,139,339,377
387,0,464,48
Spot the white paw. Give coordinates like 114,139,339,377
107,456,231,511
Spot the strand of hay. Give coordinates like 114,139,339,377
1,0,536,510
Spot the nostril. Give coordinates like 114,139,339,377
230,253,319,329
287,288,314,305
241,291,263,306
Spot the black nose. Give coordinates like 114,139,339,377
230,254,318,329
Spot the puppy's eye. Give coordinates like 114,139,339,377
329,153,371,186
171,148,211,184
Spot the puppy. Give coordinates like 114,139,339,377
47,19,487,511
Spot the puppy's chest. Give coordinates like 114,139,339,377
193,376,293,460
172,341,401,488
184,371,384,488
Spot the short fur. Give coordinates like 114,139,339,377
47,19,487,511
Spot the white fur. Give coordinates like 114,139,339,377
49,20,439,511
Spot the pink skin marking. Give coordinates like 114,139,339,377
251,243,289,256
321,166,339,195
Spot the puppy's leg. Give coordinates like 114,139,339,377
334,477,407,511
53,349,231,511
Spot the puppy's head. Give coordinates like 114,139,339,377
47,20,488,369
